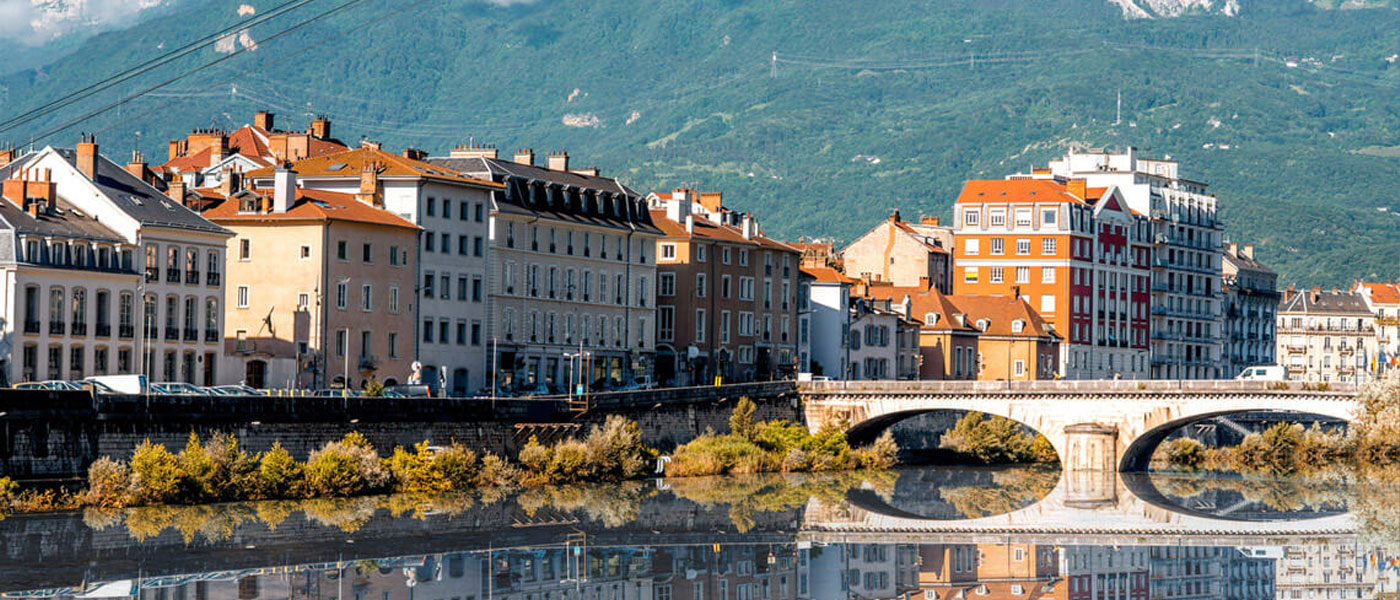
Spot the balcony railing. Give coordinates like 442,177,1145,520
119,324,135,339
185,270,200,285
164,327,179,341
23,319,40,334
95,323,111,338
206,272,221,287
71,322,87,336
358,355,379,370
183,327,198,342
49,321,65,335
166,268,181,283
145,267,159,282
205,329,220,343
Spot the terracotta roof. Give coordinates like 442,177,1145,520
948,294,1059,339
199,187,420,230
891,220,950,254
246,146,502,188
801,266,854,284
650,211,798,254
956,179,1087,205
860,283,979,333
1357,282,1400,305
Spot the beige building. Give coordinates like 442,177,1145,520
198,167,420,389
842,211,952,292
1276,286,1378,384
648,188,804,385
1355,281,1400,372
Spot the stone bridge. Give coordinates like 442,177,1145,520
799,380,1358,472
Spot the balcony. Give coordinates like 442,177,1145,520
357,355,379,371
166,268,181,283
49,321,65,335
1339,345,1354,356
206,272,221,287
1286,344,1307,353
185,270,200,285
183,327,198,342
143,325,158,339
95,323,111,338
23,320,40,334
71,322,87,336
119,325,135,339
145,267,159,282
205,329,220,343
164,327,179,341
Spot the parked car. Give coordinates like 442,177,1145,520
209,384,266,396
384,384,432,398
152,382,204,395
12,380,79,391
1236,366,1286,381
312,388,362,397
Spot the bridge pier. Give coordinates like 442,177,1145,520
1063,423,1118,472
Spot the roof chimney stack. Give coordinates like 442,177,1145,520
309,115,331,139
666,188,691,225
401,148,426,161
76,134,99,180
547,151,569,171
513,148,535,166
1226,242,1238,258
125,150,148,182
449,139,499,159
254,111,275,131
357,162,383,208
167,177,187,204
273,164,296,213
0,147,16,168
741,213,754,240
1241,245,1255,260
1066,178,1087,200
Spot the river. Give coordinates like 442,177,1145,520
1,466,1397,598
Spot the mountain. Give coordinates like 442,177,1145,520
1,0,1399,286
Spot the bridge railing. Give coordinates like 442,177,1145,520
798,379,1357,396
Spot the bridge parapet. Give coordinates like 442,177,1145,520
798,379,1357,397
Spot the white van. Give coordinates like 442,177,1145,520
84,374,149,394
1236,366,1286,381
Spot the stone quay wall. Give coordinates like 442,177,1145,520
0,382,800,480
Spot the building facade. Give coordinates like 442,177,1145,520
431,145,659,392
952,179,1150,380
845,297,920,381
803,266,855,379
1355,281,1400,373
198,167,420,389
248,144,500,394
1276,286,1378,384
649,188,803,386
1221,243,1278,378
842,211,952,292
3,141,232,386
1042,148,1224,379
160,111,347,189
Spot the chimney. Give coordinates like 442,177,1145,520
356,161,383,208
309,115,331,139
570,167,599,177
1066,178,1087,200
125,150,147,182
666,188,692,224
359,139,381,150
0,147,16,168
889,208,901,223
218,168,241,196
547,151,569,171
1311,286,1322,304
741,213,754,240
401,148,426,161
449,139,499,159
513,148,534,166
167,177,187,203
1226,242,1238,258
3,171,28,210
210,138,227,165
1241,245,1255,260
685,214,695,235
920,215,941,226
273,165,296,213
254,111,275,131
76,134,99,180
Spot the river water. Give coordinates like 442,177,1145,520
1,466,1397,599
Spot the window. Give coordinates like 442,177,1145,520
1012,320,1025,333
722,275,732,298
1016,238,1030,255
238,239,250,260
472,277,483,302
299,245,311,259
1041,208,1057,226
1041,267,1056,284
424,273,436,298
963,267,978,284
659,273,676,297
990,238,1004,255
362,243,373,263
236,286,250,308
1041,295,1055,314
1014,209,1032,227
474,237,484,257
696,273,707,298
1015,266,1029,284
963,209,979,226
739,249,749,266
739,312,754,337
722,247,731,264
695,309,706,343
458,235,470,255
963,238,979,255
426,197,436,216
389,246,401,266
659,306,675,341
1042,237,1057,255
361,284,373,311
989,209,1006,227
696,245,707,262
336,240,347,260
475,203,484,222
440,274,450,299
990,267,1004,284
441,199,450,219
336,280,348,309
389,286,400,312
661,244,676,260
471,321,482,345
721,310,731,343
456,321,468,345
458,276,469,301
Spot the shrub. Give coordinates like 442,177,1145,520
82,457,135,508
583,415,652,480
0,476,17,513
206,432,258,500
1162,438,1207,470
176,433,217,502
257,442,303,499
729,397,757,439
670,435,769,476
753,421,809,454
518,436,551,482
433,443,479,490
940,412,1049,464
387,441,449,494
304,433,388,497
130,440,181,505
547,439,591,482
476,452,518,487
853,432,899,469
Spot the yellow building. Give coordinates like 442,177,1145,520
197,166,420,389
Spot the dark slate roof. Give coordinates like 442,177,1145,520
0,197,126,242
1223,251,1276,276
1279,290,1372,315
429,156,661,235
49,148,231,236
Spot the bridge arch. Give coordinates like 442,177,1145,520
841,406,1068,467
1118,407,1355,472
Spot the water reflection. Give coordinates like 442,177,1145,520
2,467,1399,599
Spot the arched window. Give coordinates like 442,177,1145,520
205,297,219,342
924,312,939,327
1011,320,1025,334
976,319,990,332
48,288,65,334
71,288,87,335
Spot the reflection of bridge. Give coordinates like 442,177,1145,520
801,470,1357,547
800,380,1357,471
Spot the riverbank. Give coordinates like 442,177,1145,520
0,402,897,516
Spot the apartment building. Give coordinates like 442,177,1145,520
159,111,347,189
858,283,979,380
197,167,420,389
1276,286,1378,384
803,266,855,379
1355,281,1400,371
845,296,921,380
952,178,1150,379
648,188,803,385
842,211,952,292
1221,243,1278,378
2,141,232,385
430,145,659,391
1041,148,1224,379
247,143,500,394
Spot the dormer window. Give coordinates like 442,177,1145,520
976,319,990,332
924,312,939,326
1012,320,1025,333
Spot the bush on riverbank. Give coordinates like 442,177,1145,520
667,398,898,476
517,415,655,484
939,412,1057,465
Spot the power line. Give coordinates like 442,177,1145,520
26,0,376,144
0,0,323,136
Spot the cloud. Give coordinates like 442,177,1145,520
0,0,175,45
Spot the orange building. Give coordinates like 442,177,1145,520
952,179,1150,380
918,544,1066,599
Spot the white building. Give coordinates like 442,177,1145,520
431,145,661,391
1355,281,1400,373
247,143,501,394
0,141,232,385
802,266,854,379
1276,286,1378,384
1045,148,1225,379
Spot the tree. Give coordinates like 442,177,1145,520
730,397,757,440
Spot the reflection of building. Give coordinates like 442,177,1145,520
1149,546,1273,600
199,168,420,389
1276,286,1378,384
1060,546,1148,600
431,145,660,391
917,543,1064,599
842,211,952,293
648,189,803,385
1221,243,1278,378
1275,542,1373,600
